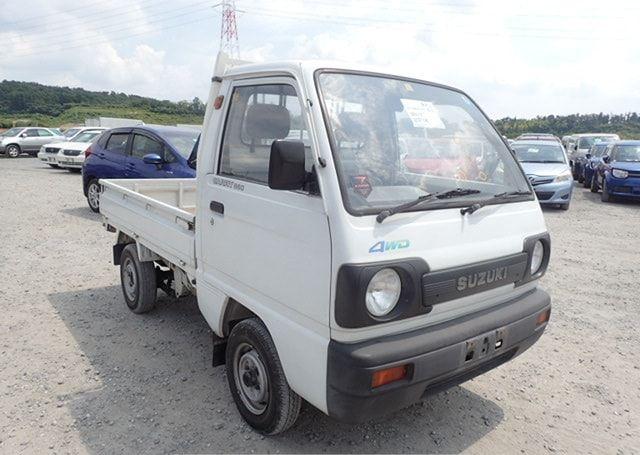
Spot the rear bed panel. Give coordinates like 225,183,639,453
100,179,197,275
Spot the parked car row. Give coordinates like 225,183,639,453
37,127,107,171
510,133,640,207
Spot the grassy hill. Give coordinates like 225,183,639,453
0,80,205,128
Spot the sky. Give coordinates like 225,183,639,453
1,0,639,118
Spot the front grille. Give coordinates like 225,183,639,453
535,191,554,201
45,147,59,153
627,171,640,178
613,186,632,193
527,175,554,186
63,149,81,156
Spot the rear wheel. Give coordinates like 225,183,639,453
226,318,301,435
86,179,101,212
6,144,20,158
119,244,157,314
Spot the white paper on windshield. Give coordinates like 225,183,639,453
400,99,445,129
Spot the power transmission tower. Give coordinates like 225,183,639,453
220,0,239,58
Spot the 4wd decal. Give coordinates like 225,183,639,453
369,239,410,254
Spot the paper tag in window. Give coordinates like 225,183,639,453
400,99,445,129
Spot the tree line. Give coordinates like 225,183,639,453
494,113,640,139
0,80,205,120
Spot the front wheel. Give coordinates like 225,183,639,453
601,179,612,202
119,244,157,313
86,179,101,212
590,174,599,193
6,144,20,158
226,318,301,435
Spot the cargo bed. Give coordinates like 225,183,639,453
99,178,197,275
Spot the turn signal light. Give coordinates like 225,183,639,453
536,308,551,326
84,145,93,158
372,364,408,388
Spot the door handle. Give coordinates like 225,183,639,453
209,201,224,215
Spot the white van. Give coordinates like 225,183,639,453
98,54,552,434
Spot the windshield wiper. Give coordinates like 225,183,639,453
460,191,532,216
376,188,481,223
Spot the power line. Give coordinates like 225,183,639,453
7,13,219,59
9,3,218,54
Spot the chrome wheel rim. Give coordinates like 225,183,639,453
7,146,19,158
122,257,138,301
233,342,269,415
88,183,100,210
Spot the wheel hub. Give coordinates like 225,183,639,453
122,258,137,301
234,344,268,415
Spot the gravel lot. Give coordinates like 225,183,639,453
1,157,639,454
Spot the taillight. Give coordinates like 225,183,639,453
84,145,93,158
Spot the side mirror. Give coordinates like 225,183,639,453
268,140,306,190
602,156,610,163
143,153,164,168
573,144,578,151
585,153,591,159
20,133,27,138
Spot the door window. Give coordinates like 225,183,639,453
219,83,312,185
24,129,39,137
105,133,130,154
131,134,163,160
37,129,53,137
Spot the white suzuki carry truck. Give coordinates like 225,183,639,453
99,55,552,435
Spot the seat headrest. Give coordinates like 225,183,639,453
244,104,290,141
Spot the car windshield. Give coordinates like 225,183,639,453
162,129,200,159
317,72,530,214
512,143,566,163
578,136,616,149
71,131,102,143
591,145,608,157
612,145,640,162
63,128,81,137
1,128,23,137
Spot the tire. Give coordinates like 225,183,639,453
226,318,301,435
571,163,579,180
119,244,157,314
48,163,60,169
6,144,20,158
86,179,101,213
560,202,570,211
582,172,590,188
68,168,81,173
590,173,599,193
601,178,612,202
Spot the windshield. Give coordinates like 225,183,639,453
64,128,81,138
578,136,616,149
612,145,640,162
1,128,24,137
317,72,530,214
71,131,102,143
162,129,200,159
512,143,566,163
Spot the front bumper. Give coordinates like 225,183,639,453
326,287,550,423
606,175,640,198
57,155,84,168
38,151,59,163
533,180,573,205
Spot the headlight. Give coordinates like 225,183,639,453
554,170,572,182
612,169,628,179
530,240,544,275
365,268,401,317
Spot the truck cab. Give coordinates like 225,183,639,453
100,55,552,435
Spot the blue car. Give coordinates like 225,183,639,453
582,142,613,189
511,140,573,210
82,125,200,212
593,140,640,202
